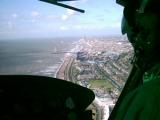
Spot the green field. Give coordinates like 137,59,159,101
89,80,114,91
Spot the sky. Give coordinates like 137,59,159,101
0,0,124,39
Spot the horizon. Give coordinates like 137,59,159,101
0,35,127,41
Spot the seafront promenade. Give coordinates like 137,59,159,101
55,55,74,80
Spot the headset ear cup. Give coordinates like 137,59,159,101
122,7,137,44
123,7,135,27
121,16,128,34
121,15,136,37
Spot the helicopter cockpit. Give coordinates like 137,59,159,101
1,0,160,120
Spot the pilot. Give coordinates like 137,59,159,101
109,0,160,119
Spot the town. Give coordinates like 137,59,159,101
56,36,134,120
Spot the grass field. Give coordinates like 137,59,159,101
88,80,114,91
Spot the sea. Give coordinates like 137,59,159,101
0,37,79,77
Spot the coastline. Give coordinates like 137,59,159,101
55,53,74,80
54,59,64,78
55,43,78,80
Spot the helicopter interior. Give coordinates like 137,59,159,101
1,0,160,120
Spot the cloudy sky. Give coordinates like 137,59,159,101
0,0,123,39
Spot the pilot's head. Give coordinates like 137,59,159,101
117,0,160,60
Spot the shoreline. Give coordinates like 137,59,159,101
54,59,64,78
55,53,74,80
55,43,78,79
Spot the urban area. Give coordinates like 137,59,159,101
56,36,134,120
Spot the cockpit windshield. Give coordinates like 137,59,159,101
0,0,134,119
